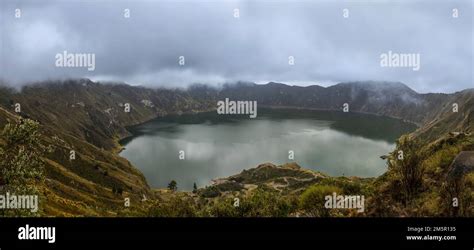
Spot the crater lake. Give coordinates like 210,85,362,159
119,109,416,190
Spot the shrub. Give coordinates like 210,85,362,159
148,194,197,217
0,119,49,216
200,186,220,198
299,185,342,217
208,188,297,217
390,135,425,204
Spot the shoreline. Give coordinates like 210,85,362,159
114,106,410,190
259,105,421,127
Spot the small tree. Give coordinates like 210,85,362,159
168,180,177,191
0,119,49,216
192,183,198,194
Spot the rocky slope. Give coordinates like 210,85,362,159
0,79,216,215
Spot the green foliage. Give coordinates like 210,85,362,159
148,194,198,217
199,181,244,198
421,135,469,176
208,187,297,217
299,185,342,217
390,135,425,204
374,132,474,216
317,177,372,196
230,164,314,184
0,119,49,216
442,172,474,217
206,197,239,217
200,185,220,198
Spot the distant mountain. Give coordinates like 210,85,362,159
413,89,474,142
189,80,465,126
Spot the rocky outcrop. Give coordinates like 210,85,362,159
203,162,327,197
448,151,474,179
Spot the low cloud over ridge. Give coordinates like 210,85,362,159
0,0,472,93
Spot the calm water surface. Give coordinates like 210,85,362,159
120,109,416,190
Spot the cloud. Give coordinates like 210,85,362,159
90,68,229,88
1,0,472,93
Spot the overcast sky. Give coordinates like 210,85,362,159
0,0,472,93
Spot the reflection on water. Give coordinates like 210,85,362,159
120,109,416,190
